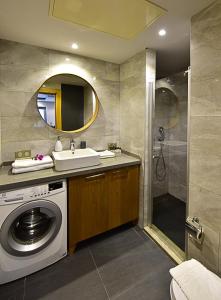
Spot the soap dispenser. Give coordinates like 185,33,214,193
55,136,63,152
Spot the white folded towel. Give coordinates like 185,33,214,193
12,162,54,174
12,156,53,169
170,259,221,300
97,150,115,159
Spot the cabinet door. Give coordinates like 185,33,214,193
68,172,108,249
108,166,139,229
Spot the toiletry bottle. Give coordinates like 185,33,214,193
55,136,63,152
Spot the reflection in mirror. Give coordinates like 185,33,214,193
155,87,179,129
36,74,99,132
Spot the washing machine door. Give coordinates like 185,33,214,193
0,200,62,257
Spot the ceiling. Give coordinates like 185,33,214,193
50,0,166,39
0,0,214,77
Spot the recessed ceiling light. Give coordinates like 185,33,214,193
158,29,166,36
65,57,70,61
71,43,79,49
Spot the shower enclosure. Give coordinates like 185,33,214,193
151,71,188,252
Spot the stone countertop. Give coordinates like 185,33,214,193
0,154,141,192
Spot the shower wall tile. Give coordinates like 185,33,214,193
168,147,187,201
0,39,120,162
189,0,221,274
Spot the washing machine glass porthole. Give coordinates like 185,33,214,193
0,200,62,257
10,207,54,245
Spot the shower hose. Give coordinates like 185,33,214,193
155,143,166,181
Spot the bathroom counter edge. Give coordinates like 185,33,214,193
0,154,141,192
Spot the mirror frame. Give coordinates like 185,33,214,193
36,73,99,133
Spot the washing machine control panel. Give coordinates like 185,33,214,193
0,180,65,205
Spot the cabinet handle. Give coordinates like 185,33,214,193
85,173,106,181
112,170,128,178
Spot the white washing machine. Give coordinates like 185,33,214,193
0,179,67,284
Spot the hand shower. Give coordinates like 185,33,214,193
158,126,165,141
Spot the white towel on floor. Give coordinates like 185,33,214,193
97,150,115,158
170,259,221,300
12,156,53,169
12,162,54,174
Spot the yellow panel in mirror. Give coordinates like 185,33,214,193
49,0,166,39
36,74,99,133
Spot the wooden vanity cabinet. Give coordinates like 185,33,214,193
68,165,139,252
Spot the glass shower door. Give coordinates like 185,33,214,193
152,72,188,251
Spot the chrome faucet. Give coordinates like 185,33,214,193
70,139,75,153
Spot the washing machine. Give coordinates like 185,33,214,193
0,179,67,284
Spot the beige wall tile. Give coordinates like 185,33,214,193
189,116,221,195
48,50,119,82
191,1,221,51
189,183,221,232
0,91,38,117
191,77,221,116
0,40,120,162
2,139,56,162
0,39,49,67
187,223,219,274
189,1,221,274
1,116,49,143
0,65,49,92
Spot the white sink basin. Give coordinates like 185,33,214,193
52,148,101,171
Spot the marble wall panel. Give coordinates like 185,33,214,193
189,184,221,232
120,51,146,159
120,50,147,226
188,223,219,274
0,39,120,162
189,0,221,274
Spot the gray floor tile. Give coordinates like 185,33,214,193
0,277,25,300
89,227,158,267
1,226,175,300
112,269,172,300
24,247,108,300
90,228,175,298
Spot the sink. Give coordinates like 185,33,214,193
52,148,101,171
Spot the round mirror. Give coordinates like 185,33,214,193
155,87,179,129
36,74,99,132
